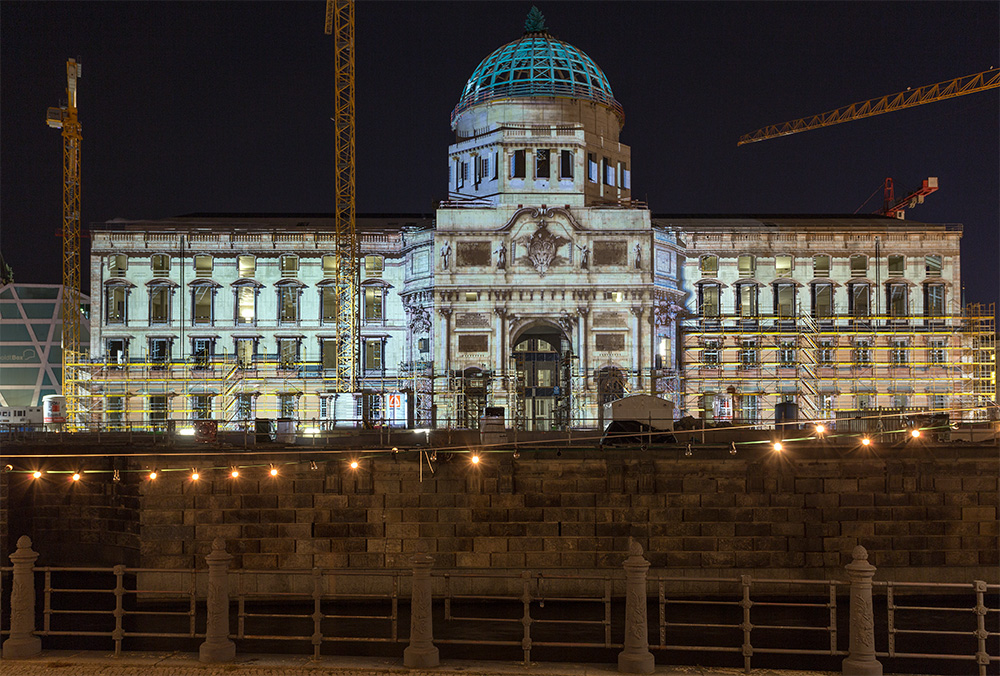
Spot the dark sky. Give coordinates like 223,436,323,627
2,1,997,307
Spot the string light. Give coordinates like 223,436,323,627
861,437,872,447
730,442,737,455
815,424,826,435
148,470,158,480
512,449,519,459
684,443,692,457
910,429,921,438
32,471,42,479
470,454,480,465
230,468,240,478
773,442,783,452
309,461,318,470
71,472,81,481
349,460,359,470
191,471,200,481
269,466,278,477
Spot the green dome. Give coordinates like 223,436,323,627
452,30,623,125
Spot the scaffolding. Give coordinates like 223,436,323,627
680,304,996,425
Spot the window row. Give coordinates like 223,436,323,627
698,254,944,278
107,254,383,279
696,393,948,424
699,337,951,368
106,284,387,326
107,336,390,372
696,281,947,318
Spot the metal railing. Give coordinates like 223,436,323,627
3,541,995,673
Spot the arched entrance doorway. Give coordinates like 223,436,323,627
512,324,572,431
454,366,488,429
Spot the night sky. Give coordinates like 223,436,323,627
2,1,997,308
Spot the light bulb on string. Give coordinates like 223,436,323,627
861,437,871,447
910,429,921,438
773,442,783,452
349,460,359,470
470,453,480,465
231,468,240,479
149,470,158,480
269,466,278,477
71,473,81,482
32,471,42,479
191,470,200,481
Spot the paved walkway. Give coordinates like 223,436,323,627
0,651,841,676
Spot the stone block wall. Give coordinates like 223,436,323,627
131,447,999,583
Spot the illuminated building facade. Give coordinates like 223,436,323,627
80,19,993,431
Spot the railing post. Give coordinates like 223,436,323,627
618,539,654,674
843,545,882,676
403,544,439,668
2,536,41,659
199,538,235,663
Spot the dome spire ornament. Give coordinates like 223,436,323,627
524,6,547,34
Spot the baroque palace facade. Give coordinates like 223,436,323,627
81,21,995,432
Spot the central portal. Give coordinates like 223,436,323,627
512,324,572,431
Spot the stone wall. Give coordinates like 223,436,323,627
127,446,999,583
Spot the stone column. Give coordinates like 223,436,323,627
403,545,439,668
577,307,589,390
2,536,41,659
199,538,236,663
618,539,654,674
630,306,644,390
842,545,882,676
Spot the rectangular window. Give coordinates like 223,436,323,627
850,255,867,277
149,286,170,324
364,287,384,322
108,254,127,277
235,338,255,368
151,254,170,275
465,292,479,302
739,340,758,368
818,339,834,365
493,151,499,180
107,338,127,366
813,255,830,277
236,286,255,324
778,340,796,366
929,394,947,413
322,287,337,324
774,283,795,317
278,394,296,419
535,149,550,178
364,256,384,277
925,255,942,277
888,255,905,277
322,255,337,278
455,159,463,188
892,394,909,409
702,339,720,366
278,287,298,324
602,157,615,186
928,339,946,365
775,255,793,277
818,394,835,415
107,396,125,426
925,284,945,316
365,340,383,370
278,338,299,368
700,255,718,275
191,395,212,420
738,255,755,278
192,286,213,325
854,340,871,366
812,283,833,318
149,338,169,366
192,338,214,368
106,286,127,325
559,150,573,179
738,284,757,318
238,255,255,278
280,255,299,278
887,283,908,317
149,395,168,426
587,153,598,182
235,394,254,421
850,283,870,316
890,339,908,365
194,255,213,278
856,394,872,409
699,285,720,317
618,162,630,189
510,150,526,179
321,339,337,370
740,394,760,424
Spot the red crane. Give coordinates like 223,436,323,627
879,177,938,219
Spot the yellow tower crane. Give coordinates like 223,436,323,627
738,68,1000,145
325,0,360,396
46,58,83,429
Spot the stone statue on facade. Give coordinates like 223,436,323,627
576,244,589,269
440,242,451,270
495,243,507,269
634,243,642,269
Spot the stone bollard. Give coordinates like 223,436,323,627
403,543,440,668
199,538,236,663
2,536,41,659
618,538,654,674
843,545,883,676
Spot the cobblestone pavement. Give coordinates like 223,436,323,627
0,651,843,676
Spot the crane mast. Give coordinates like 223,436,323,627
325,0,359,395
46,58,83,429
739,68,1000,145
